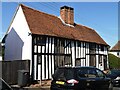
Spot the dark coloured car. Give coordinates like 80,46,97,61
51,66,112,90
107,69,120,87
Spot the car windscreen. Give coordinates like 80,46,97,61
53,68,74,81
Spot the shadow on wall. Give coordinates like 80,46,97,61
5,28,24,60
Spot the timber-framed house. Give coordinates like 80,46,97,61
3,4,109,80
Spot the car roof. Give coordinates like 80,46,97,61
57,66,97,69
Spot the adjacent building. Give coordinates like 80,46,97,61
3,4,109,80
110,40,120,58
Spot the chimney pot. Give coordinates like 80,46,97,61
60,6,74,25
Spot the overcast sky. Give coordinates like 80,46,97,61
1,2,118,48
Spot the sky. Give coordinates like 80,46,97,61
1,1,119,48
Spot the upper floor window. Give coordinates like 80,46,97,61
89,43,96,54
37,36,46,46
101,45,104,51
54,38,65,54
34,38,37,44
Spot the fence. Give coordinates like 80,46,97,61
1,60,30,85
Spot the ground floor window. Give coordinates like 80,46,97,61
103,55,107,70
89,55,96,67
75,59,81,66
54,55,72,69
64,56,72,66
99,55,102,66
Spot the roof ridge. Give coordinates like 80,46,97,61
77,24,94,31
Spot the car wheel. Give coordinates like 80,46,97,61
109,83,113,90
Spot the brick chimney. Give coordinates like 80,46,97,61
60,6,74,25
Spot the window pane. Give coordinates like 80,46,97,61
89,55,96,66
38,55,41,64
37,36,46,45
89,43,96,54
64,56,71,66
76,59,81,66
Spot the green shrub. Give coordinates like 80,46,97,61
108,53,120,69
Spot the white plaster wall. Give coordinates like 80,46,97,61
5,6,32,61
34,55,37,80
71,41,75,66
109,52,120,58
99,47,108,55
96,55,99,68
109,52,117,56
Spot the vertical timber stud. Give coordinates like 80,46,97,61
32,35,34,81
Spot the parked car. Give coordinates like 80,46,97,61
51,66,112,90
107,69,120,87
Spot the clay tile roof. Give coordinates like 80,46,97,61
20,4,108,46
111,40,120,51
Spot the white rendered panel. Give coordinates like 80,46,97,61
38,65,41,80
34,55,37,80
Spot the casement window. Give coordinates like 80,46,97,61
54,55,64,68
96,44,99,52
99,55,102,64
64,55,72,66
54,39,58,53
38,55,42,64
89,55,96,67
89,43,96,54
101,45,104,51
64,40,71,54
60,39,64,53
77,42,81,58
36,36,46,46
103,55,107,70
75,59,81,66
55,55,72,67
54,38,65,54
33,36,46,46
34,38,37,44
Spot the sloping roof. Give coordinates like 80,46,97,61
21,4,108,46
111,40,120,51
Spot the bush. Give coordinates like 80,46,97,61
108,53,120,69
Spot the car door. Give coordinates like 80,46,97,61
95,69,110,88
